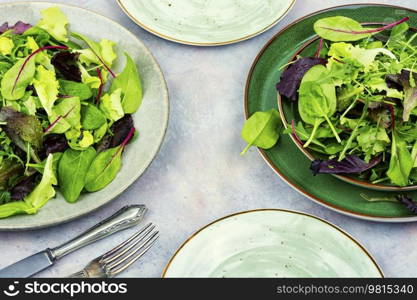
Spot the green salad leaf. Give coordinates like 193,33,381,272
84,146,122,192
110,53,142,113
58,147,96,203
33,65,59,115
37,7,69,42
59,79,92,100
0,57,35,100
387,132,413,186
240,109,281,155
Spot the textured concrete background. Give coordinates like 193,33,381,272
0,0,416,277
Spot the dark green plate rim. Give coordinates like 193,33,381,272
244,3,417,222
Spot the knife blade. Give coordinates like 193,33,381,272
0,205,147,278
0,251,54,278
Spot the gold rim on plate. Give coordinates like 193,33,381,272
116,0,296,46
162,208,384,277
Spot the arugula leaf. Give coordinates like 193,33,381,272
37,7,69,42
58,147,96,203
109,53,142,113
241,109,281,155
387,132,413,186
0,57,35,100
357,125,390,162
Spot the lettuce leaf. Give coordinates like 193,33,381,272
0,37,14,55
37,7,69,42
99,88,124,121
25,154,57,209
33,65,59,115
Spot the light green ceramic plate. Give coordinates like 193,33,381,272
117,0,296,46
163,209,383,278
0,2,169,231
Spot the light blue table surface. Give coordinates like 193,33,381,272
0,0,416,278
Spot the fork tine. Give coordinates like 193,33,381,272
107,229,158,269
109,232,159,276
102,223,155,263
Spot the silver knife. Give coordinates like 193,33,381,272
0,204,147,278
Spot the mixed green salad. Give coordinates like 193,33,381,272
243,15,417,190
0,7,142,219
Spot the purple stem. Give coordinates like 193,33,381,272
315,39,324,58
291,120,304,146
12,45,68,93
96,67,104,104
44,106,75,133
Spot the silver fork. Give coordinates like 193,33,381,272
69,223,159,278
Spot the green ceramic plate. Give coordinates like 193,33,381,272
245,4,417,222
0,2,169,231
163,209,383,277
117,0,296,46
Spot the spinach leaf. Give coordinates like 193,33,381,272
109,53,142,114
298,65,340,146
84,146,122,192
59,79,92,100
48,96,81,134
0,57,35,100
81,104,106,130
240,109,281,155
58,147,96,203
387,132,413,186
85,127,135,191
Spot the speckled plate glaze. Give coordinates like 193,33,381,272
245,4,417,222
0,2,169,231
162,209,383,277
117,0,296,46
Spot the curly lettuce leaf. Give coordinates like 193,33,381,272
0,37,14,55
33,65,59,115
37,7,69,42
99,88,124,121
0,57,36,100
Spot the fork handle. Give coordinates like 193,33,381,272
49,205,147,260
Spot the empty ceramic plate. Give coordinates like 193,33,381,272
163,209,383,277
117,0,296,46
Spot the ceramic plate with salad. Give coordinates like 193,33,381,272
244,4,417,221
0,3,168,230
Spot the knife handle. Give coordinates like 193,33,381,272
49,205,147,260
